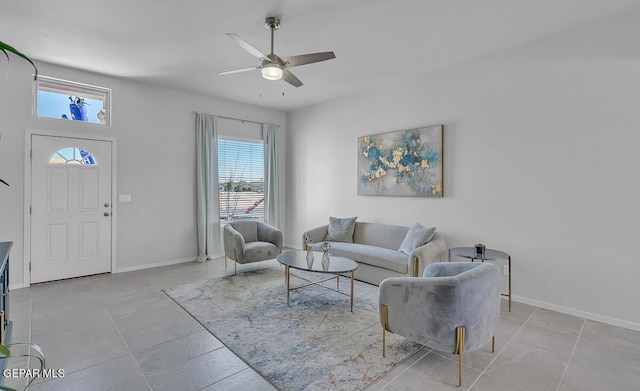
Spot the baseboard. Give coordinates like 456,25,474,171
512,295,640,332
284,242,302,251
114,257,197,273
11,257,201,289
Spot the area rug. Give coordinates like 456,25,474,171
164,267,420,391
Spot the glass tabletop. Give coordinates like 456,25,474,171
449,247,510,261
276,251,358,274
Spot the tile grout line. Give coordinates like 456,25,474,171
96,278,229,390
383,347,431,385
160,288,281,390
555,318,587,391
467,306,540,390
15,291,34,390
92,278,156,391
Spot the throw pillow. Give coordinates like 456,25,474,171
324,216,357,243
398,223,436,255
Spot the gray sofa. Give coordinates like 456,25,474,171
302,221,447,285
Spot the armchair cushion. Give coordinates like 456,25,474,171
243,241,280,263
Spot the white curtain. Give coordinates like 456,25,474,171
263,123,280,227
195,113,221,261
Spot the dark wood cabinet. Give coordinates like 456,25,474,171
0,241,12,346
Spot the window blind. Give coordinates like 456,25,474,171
218,138,264,223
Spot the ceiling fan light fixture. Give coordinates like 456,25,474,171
222,17,335,87
261,63,283,80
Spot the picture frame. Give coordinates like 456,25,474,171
357,124,443,197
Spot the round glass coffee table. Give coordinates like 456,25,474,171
448,247,512,311
276,251,358,312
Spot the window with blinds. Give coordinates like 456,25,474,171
218,137,264,224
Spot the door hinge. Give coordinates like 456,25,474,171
30,206,32,215
30,149,33,159
29,262,31,272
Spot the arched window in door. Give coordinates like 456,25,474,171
49,147,96,165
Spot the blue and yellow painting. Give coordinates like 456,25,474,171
357,125,443,197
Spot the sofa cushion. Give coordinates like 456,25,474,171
353,222,409,249
243,241,280,263
315,242,409,274
398,223,436,255
324,216,357,243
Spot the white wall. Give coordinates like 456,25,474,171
285,13,640,328
0,61,286,287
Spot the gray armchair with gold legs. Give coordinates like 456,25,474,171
379,262,500,387
223,221,283,275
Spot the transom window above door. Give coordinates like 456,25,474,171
49,147,96,165
35,76,111,126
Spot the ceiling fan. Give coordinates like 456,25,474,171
219,16,336,87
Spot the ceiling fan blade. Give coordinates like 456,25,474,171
226,33,270,61
282,68,303,88
281,52,336,67
218,66,260,75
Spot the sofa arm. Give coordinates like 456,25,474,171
223,224,246,260
408,232,447,277
257,222,283,251
301,225,328,249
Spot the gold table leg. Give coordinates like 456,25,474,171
508,255,512,312
350,271,354,312
284,263,356,311
285,265,290,306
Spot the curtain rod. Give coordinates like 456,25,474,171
192,111,280,128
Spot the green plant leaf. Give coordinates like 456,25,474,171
0,41,38,79
0,179,9,187
1,343,45,390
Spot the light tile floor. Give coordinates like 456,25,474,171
3,258,640,391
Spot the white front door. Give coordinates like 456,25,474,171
31,135,112,283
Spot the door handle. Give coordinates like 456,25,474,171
104,203,110,208
104,212,110,217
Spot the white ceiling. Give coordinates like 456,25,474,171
2,0,640,112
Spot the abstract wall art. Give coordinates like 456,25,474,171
357,124,443,197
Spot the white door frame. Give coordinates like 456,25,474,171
23,129,118,287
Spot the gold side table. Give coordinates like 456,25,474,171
448,247,512,312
